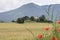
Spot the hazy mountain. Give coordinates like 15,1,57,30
0,3,60,22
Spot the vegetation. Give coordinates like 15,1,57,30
16,18,24,23
0,4,60,40
11,20,15,22
30,16,35,21
12,15,53,23
0,22,60,40
0,21,5,23
0,23,53,40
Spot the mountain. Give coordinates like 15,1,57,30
0,3,60,22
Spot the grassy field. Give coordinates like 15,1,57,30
0,23,53,40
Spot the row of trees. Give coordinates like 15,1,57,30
12,15,53,23
12,5,54,24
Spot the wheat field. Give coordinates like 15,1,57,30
0,23,53,40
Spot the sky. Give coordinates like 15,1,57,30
0,0,60,12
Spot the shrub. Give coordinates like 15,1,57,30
16,18,24,23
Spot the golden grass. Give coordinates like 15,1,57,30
0,23,53,40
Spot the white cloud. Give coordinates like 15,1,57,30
0,0,60,12
52,0,60,4
0,0,31,12
32,0,60,5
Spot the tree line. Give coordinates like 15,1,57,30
12,15,53,23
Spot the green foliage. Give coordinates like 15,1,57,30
22,16,30,21
36,19,40,22
16,15,53,23
39,15,47,22
30,16,35,21
11,20,15,22
36,15,53,23
0,21,4,23
16,18,24,23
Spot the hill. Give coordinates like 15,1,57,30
0,3,60,22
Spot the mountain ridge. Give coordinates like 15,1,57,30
0,3,60,22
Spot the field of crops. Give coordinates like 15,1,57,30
0,23,54,40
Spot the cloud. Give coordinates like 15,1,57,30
32,0,60,5
0,0,31,12
0,0,60,12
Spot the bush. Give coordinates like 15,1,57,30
0,21,4,23
16,18,24,24
30,16,35,21
46,20,53,23
22,16,30,21
11,20,15,22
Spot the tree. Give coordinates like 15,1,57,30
22,16,29,21
38,15,47,22
11,20,15,22
30,16,35,21
16,18,24,23
0,21,4,23
36,18,40,22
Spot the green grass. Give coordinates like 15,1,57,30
0,23,53,40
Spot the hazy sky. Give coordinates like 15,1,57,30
0,0,60,12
